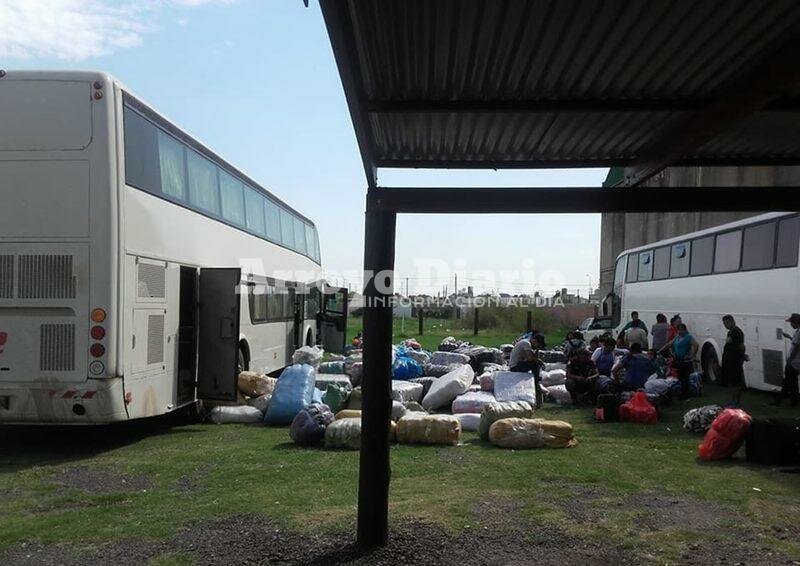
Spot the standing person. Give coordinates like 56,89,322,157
667,314,682,342
619,311,649,337
509,335,544,407
721,315,748,406
651,313,671,352
623,319,648,349
772,313,800,407
565,348,599,405
664,323,698,400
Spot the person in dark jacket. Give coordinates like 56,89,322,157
565,348,599,405
721,314,748,406
772,313,800,407
612,343,654,390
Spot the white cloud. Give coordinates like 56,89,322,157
0,0,235,61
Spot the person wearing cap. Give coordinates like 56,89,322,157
721,315,748,406
772,313,800,407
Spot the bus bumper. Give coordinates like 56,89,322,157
0,378,128,424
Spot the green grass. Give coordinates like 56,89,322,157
1,385,799,561
347,315,570,352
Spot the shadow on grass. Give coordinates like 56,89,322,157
0,412,201,472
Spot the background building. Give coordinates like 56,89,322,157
598,166,800,298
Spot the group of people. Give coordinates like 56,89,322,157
509,310,800,409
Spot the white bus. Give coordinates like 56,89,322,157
603,212,800,392
0,70,347,424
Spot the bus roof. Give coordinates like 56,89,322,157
614,212,795,262
2,70,316,228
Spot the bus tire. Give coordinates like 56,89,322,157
238,342,249,375
306,329,314,347
701,346,721,383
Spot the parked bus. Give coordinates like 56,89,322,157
603,212,800,392
0,71,346,424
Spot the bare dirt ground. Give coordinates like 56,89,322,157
3,488,798,565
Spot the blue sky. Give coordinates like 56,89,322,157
1,0,607,295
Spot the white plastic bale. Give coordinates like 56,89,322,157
208,405,263,424
391,380,424,403
454,413,481,432
430,351,470,366
545,385,573,405
292,345,323,369
543,362,566,372
246,394,271,413
391,400,407,421
493,371,538,404
452,390,496,414
540,369,567,387
421,365,475,411
324,418,362,449
314,373,353,391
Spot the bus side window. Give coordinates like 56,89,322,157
776,216,800,267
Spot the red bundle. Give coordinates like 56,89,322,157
619,391,658,424
698,408,752,460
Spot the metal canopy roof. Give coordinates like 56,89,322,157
320,0,800,187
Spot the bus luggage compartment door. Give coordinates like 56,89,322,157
197,268,241,401
320,287,348,354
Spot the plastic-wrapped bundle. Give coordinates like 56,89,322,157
489,418,577,449
683,405,723,433
670,372,704,397
455,413,481,432
455,346,501,373
403,338,422,350
237,372,276,397
698,409,752,460
538,350,567,364
430,351,470,366
478,401,536,440
263,364,317,425
423,363,460,378
403,400,425,413
329,354,345,362
438,336,463,352
479,371,495,392
347,388,362,410
396,413,461,445
208,405,263,424
392,400,407,421
318,361,346,374
392,356,425,380
292,346,323,369
335,409,361,420
452,390,496,414
543,362,567,372
545,385,572,405
315,373,352,391
421,365,475,411
289,404,334,446
644,375,678,396
247,394,271,413
406,349,431,365
324,418,362,449
322,383,350,414
619,391,658,424
409,376,437,397
494,371,538,404
540,369,567,387
392,380,424,403
346,361,363,387
481,363,505,373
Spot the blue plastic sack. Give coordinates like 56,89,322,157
264,364,316,425
669,371,703,397
392,356,424,380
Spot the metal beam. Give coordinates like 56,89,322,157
357,206,396,548
319,1,378,188
367,186,800,214
375,157,800,170
367,98,800,114
624,32,800,187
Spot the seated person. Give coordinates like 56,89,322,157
565,348,599,405
648,348,669,379
612,343,655,390
588,336,601,352
591,337,626,376
563,331,585,359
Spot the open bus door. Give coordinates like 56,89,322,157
196,268,241,401
320,285,348,354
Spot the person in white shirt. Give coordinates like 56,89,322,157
509,335,544,407
772,313,800,406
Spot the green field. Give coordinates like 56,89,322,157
1,383,799,564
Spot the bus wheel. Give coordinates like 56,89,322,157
702,347,721,383
306,330,313,347
237,346,248,375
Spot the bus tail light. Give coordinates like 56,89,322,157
91,308,106,323
90,326,105,340
90,343,105,358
